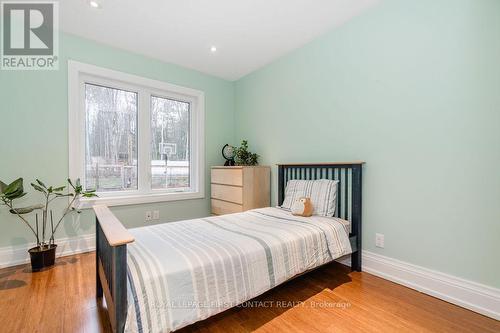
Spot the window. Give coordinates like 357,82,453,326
150,96,190,191
85,84,138,192
69,61,205,208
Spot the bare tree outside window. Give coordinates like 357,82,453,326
151,96,190,190
85,84,138,192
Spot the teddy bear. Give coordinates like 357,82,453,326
291,197,313,217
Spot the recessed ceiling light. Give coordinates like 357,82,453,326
210,46,217,53
89,1,100,9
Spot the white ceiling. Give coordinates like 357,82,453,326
60,0,379,81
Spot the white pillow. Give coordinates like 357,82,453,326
281,179,338,217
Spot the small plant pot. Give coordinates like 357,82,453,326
28,244,57,271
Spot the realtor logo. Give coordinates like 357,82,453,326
1,1,59,70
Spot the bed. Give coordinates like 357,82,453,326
94,162,363,333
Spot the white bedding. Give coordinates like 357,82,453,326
125,207,352,332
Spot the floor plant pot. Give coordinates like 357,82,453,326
28,244,57,271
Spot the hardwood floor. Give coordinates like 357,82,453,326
0,252,498,333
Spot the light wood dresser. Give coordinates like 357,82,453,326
211,166,271,215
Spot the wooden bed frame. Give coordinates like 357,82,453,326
94,162,364,333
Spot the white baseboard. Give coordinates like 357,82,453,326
0,234,95,269
362,250,500,321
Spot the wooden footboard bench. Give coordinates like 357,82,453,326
94,205,135,333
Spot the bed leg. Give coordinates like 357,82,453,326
351,251,361,272
351,164,362,272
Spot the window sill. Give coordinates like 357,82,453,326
76,191,205,209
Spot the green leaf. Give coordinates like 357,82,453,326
68,178,87,195
36,179,47,189
3,178,26,200
5,191,26,201
53,186,65,192
4,178,23,195
0,180,7,193
31,183,47,194
9,204,44,215
55,193,73,197
47,186,53,193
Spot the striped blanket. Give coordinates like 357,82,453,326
125,207,352,333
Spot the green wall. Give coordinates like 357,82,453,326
234,0,500,288
0,33,234,247
1,0,498,290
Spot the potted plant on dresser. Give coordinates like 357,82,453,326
0,178,96,271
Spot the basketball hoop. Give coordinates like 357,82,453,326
159,143,177,158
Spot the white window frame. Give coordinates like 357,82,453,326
68,61,205,208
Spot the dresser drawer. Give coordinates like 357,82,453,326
211,184,243,204
211,168,243,186
211,199,243,215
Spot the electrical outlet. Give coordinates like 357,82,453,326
153,210,160,220
145,211,152,221
375,233,385,248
